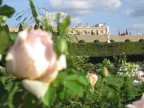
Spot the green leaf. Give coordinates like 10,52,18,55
0,30,12,54
42,86,56,106
78,76,89,86
57,71,69,80
29,0,39,25
63,80,83,97
0,5,15,18
60,15,70,36
66,55,75,68
20,93,38,108
10,33,17,41
0,82,6,94
65,74,89,86
58,90,65,100
65,74,78,80
6,83,19,108
52,71,69,87
0,76,7,84
107,84,119,92
0,0,2,6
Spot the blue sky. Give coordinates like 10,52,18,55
3,0,144,35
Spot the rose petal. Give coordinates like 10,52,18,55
22,79,49,98
56,54,67,71
38,69,59,84
87,73,98,86
133,98,144,108
126,104,136,108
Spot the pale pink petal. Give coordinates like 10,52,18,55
22,79,49,98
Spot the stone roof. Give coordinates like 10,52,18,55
85,23,90,28
75,23,83,28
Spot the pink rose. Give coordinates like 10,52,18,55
126,94,144,108
6,29,67,98
135,71,144,81
6,29,57,80
87,72,98,87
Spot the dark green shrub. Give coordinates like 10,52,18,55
110,40,115,43
139,39,144,42
68,42,144,57
125,39,131,42
78,40,85,43
94,40,100,43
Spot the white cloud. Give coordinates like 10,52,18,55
97,0,121,10
48,0,121,16
123,7,144,17
122,0,144,17
47,0,121,26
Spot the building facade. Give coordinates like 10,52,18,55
68,23,108,36
9,27,19,32
9,23,108,36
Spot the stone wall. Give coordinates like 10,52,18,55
71,35,144,42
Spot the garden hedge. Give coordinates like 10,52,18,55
68,42,144,57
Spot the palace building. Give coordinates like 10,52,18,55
68,23,109,36
9,26,19,32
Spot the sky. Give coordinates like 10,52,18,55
3,0,144,35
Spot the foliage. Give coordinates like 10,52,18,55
0,29,11,54
0,57,144,107
28,0,39,26
113,54,139,76
68,42,144,57
9,32,17,41
0,0,144,108
125,39,131,42
79,40,85,43
94,39,100,43
0,0,15,65
139,39,144,42
110,39,115,43
0,1,15,18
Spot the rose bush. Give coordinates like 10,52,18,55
6,29,67,98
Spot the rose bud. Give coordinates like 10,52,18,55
101,67,109,78
135,71,144,81
6,29,57,80
87,72,98,87
6,29,67,98
54,36,68,55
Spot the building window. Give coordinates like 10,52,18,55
96,30,98,35
91,30,94,35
